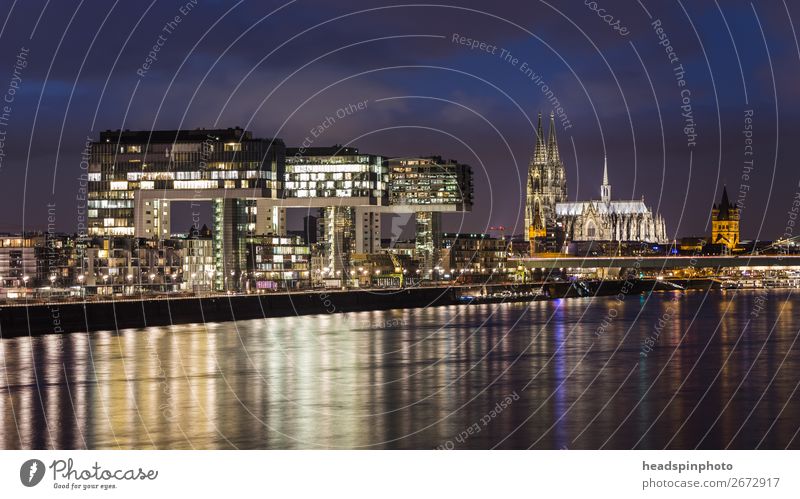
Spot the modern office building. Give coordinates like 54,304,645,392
440,232,508,281
88,127,285,291
388,156,474,272
286,146,386,275
415,211,441,274
284,146,386,203
183,224,214,292
88,127,284,237
87,130,474,289
244,235,310,290
82,237,184,294
0,234,42,296
388,156,473,210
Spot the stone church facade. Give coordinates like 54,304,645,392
525,112,668,247
555,157,668,244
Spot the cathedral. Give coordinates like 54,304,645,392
524,112,567,244
525,112,669,253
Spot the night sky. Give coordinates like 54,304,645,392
0,0,798,240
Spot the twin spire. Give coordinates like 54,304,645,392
533,111,611,203
533,111,560,165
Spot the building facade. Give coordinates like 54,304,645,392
523,111,667,251
711,186,740,251
0,234,41,296
244,235,310,290
525,112,568,244
556,158,668,245
388,156,474,272
388,156,473,211
183,224,214,292
286,146,386,276
88,127,284,238
440,233,508,282
84,129,473,290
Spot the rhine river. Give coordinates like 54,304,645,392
1,289,798,449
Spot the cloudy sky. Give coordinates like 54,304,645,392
0,0,798,239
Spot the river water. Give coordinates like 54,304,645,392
1,289,798,449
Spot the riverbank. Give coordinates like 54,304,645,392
0,278,717,338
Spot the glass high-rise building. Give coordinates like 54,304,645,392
388,156,474,273
285,146,386,277
388,156,473,211
284,146,386,204
88,127,284,238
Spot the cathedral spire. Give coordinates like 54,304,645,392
546,111,560,164
601,155,611,203
533,112,547,164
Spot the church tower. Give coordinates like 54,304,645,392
711,185,739,252
525,111,567,247
601,155,611,203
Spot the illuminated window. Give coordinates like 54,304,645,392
174,180,217,189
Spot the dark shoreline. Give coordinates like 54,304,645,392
0,279,716,338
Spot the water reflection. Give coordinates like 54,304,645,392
0,289,798,449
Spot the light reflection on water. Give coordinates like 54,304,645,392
0,289,798,449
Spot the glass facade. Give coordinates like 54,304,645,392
388,156,474,210
88,128,284,237
440,233,508,277
245,235,310,289
81,130,475,292
284,146,386,203
415,211,441,274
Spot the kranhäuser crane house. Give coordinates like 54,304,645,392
87,128,473,290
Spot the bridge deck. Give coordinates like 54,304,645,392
510,255,800,269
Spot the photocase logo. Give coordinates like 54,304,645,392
20,459,45,487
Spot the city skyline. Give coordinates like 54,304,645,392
0,121,774,243
0,1,797,240
4,1,800,483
